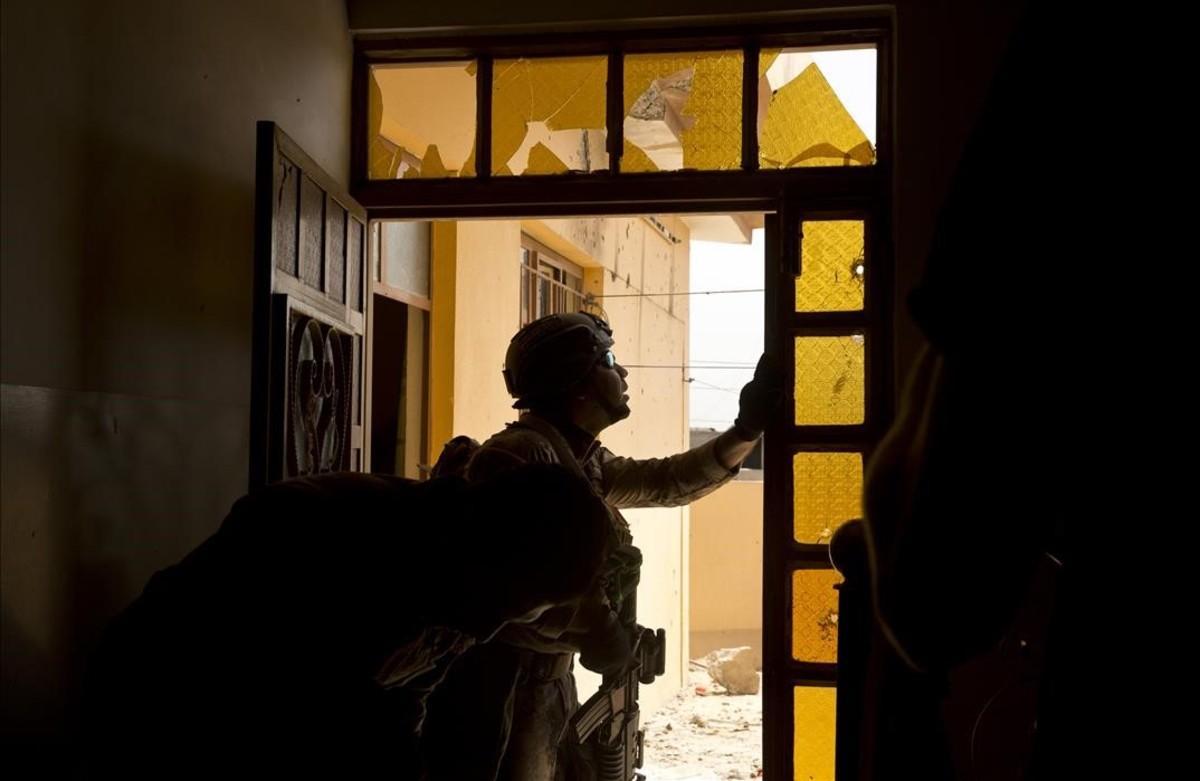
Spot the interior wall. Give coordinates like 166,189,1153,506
449,220,524,441
689,480,765,667
1,0,352,761
401,307,428,479
428,221,458,462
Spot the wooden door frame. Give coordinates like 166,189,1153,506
251,122,370,489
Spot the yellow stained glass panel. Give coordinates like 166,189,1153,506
792,569,842,662
492,56,609,175
368,62,476,179
794,336,865,425
794,686,837,781
760,48,875,169
797,221,865,312
623,51,742,171
793,452,862,544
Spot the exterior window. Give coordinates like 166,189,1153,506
520,236,584,326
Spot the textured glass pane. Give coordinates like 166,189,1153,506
298,176,324,290
794,686,837,781
492,57,609,175
791,568,842,662
368,62,477,179
797,221,865,312
794,336,865,425
623,51,742,172
381,221,430,298
349,219,364,313
327,204,346,304
760,47,876,169
793,452,863,544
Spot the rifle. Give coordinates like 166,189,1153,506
569,580,666,781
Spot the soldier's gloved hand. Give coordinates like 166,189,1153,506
734,353,786,440
578,623,634,676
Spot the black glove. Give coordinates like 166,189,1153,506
734,353,786,438
578,620,634,676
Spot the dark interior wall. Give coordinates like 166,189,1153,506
1,0,352,758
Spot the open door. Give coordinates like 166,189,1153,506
249,122,370,487
763,194,890,779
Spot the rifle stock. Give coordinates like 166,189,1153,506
569,590,666,781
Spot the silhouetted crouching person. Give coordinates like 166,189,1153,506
80,465,611,780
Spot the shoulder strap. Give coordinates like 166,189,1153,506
510,416,588,481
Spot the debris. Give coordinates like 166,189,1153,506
704,646,760,695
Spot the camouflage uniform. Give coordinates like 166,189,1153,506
423,412,737,781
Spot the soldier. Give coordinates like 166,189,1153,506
423,312,783,780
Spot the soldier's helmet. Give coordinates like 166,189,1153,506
502,312,615,410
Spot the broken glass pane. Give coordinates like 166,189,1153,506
791,568,843,662
492,56,609,176
759,47,876,168
368,61,477,179
623,51,743,172
797,220,866,312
